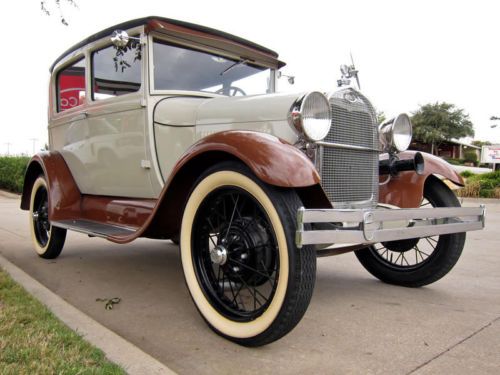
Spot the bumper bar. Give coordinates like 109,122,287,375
296,205,485,248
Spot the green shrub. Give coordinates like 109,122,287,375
457,171,500,198
0,156,30,193
460,170,475,178
463,151,478,165
445,158,464,165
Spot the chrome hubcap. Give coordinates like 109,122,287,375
210,245,228,265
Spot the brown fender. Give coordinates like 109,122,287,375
379,151,464,208
142,130,322,240
174,131,320,187
20,152,82,221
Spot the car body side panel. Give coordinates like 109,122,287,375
152,95,301,185
379,151,464,208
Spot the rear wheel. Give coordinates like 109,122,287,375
355,177,465,287
29,176,67,259
180,162,316,346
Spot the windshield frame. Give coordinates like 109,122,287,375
148,32,276,97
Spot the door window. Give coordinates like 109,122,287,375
92,43,141,100
57,58,86,112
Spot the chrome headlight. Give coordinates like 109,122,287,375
289,92,332,141
379,113,413,152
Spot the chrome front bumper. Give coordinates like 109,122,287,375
296,205,485,248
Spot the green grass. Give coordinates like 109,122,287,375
0,269,125,375
0,156,30,193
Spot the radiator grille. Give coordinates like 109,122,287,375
321,88,379,208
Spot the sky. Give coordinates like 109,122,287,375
1,0,499,155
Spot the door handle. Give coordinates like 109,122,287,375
70,112,88,121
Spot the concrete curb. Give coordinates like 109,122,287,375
0,254,176,375
0,189,21,199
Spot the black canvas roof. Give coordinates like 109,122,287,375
50,16,279,72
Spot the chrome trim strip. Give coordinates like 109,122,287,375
316,140,380,152
296,205,485,248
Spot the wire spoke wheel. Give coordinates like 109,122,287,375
355,176,466,287
29,176,66,259
180,162,316,346
192,187,279,321
32,184,51,247
372,197,440,270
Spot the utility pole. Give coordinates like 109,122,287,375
5,142,12,155
29,138,38,155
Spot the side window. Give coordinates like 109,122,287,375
92,43,141,100
57,58,86,112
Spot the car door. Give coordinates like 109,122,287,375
57,38,155,198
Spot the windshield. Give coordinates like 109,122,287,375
152,38,272,96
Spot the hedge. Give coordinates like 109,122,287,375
0,156,30,193
456,171,500,198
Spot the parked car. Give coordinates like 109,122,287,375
21,16,485,346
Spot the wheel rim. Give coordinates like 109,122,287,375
370,196,441,270
191,187,279,322
32,184,51,247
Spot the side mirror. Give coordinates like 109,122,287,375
111,30,130,48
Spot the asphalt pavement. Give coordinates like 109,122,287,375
0,193,499,374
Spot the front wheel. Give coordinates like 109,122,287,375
29,176,67,259
180,162,316,346
355,176,466,287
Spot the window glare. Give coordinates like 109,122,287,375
153,39,271,95
92,44,141,100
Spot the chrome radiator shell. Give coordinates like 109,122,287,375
320,88,379,208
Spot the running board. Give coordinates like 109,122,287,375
52,219,137,238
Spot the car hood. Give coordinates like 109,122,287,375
153,92,302,127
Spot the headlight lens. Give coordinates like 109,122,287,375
289,92,332,141
379,113,412,152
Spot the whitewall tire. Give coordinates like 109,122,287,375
180,162,316,346
29,176,66,259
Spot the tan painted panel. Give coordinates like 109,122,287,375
195,92,300,126
154,124,196,181
52,94,155,198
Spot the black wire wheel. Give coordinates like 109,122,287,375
180,161,316,346
29,176,66,259
355,176,466,287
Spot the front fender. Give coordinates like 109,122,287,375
176,130,320,187
379,151,464,208
141,131,321,240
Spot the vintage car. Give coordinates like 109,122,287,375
21,16,485,346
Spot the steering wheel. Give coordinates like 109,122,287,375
216,86,246,96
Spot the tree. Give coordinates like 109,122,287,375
411,102,474,155
41,0,78,26
471,140,491,147
376,111,386,124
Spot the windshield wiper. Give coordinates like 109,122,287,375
220,59,250,76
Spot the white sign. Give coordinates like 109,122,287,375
481,144,500,163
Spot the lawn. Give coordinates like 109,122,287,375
0,269,125,375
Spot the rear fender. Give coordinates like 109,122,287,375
20,152,81,221
379,151,464,208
